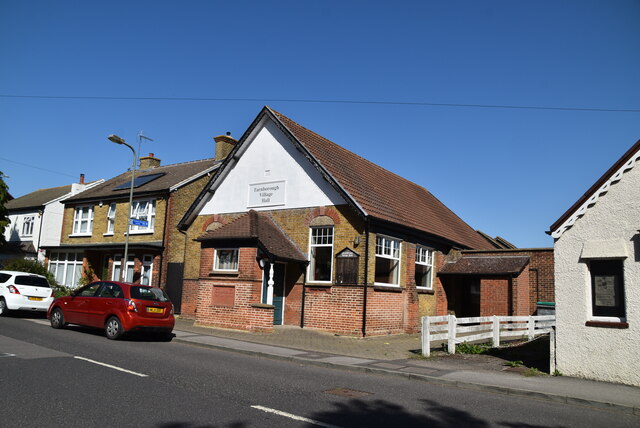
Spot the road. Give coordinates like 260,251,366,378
1,313,638,428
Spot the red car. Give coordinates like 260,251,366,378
48,281,175,340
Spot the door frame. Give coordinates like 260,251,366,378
261,262,287,325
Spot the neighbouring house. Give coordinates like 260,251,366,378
549,139,640,387
42,149,227,307
177,106,505,336
1,175,103,264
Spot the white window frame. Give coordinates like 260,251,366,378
307,226,334,283
374,235,401,286
72,206,94,236
48,251,83,288
112,254,135,282
141,254,154,286
214,248,239,272
105,202,116,235
129,199,156,234
21,215,35,237
586,259,626,322
415,245,434,290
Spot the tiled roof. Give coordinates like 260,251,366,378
5,185,72,210
65,158,218,203
439,255,530,276
269,108,493,250
197,210,307,262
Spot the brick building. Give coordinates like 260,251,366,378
177,106,509,336
437,247,554,317
43,152,222,308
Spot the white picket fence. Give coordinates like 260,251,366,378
421,315,555,357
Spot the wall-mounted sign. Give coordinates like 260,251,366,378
130,219,149,227
248,180,286,208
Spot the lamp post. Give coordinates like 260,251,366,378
108,134,136,283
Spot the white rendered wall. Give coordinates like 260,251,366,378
3,210,41,260
201,119,346,215
554,161,640,386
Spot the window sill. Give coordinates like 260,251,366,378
126,231,154,235
103,233,114,236
373,285,402,292
69,233,92,238
209,270,239,277
305,283,332,288
251,303,274,309
585,320,629,329
417,288,435,295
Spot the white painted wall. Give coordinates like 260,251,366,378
201,119,346,215
554,159,640,386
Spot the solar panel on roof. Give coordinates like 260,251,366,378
112,173,165,191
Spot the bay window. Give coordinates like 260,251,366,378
48,252,83,288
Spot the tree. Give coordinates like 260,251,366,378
0,171,9,246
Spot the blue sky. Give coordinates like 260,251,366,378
1,1,638,248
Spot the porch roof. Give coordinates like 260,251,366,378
438,255,530,276
196,210,307,263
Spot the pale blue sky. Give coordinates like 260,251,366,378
1,1,639,248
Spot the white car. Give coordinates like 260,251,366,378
0,270,55,315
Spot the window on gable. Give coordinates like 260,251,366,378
129,199,156,233
214,249,239,271
21,215,35,236
375,235,401,286
589,259,626,319
72,206,93,235
415,246,434,290
309,226,333,282
106,203,116,234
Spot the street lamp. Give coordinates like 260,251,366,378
108,134,136,283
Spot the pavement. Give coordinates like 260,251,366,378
172,317,640,416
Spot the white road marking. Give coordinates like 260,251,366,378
251,405,342,428
74,356,148,377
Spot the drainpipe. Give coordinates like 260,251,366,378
300,264,307,328
361,218,370,337
36,209,44,262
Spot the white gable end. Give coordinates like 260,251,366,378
200,119,346,215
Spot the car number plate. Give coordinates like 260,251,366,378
147,307,163,313
28,297,43,301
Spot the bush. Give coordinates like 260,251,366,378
3,258,71,297
455,342,491,354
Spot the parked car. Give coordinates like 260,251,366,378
0,270,55,316
47,281,175,340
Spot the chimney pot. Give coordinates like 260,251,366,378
79,174,85,184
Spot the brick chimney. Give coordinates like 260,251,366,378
214,132,237,161
139,153,161,169
79,173,85,184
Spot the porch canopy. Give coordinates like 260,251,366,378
438,255,530,276
195,210,307,263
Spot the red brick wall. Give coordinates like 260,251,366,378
303,285,363,335
480,278,509,316
461,248,554,314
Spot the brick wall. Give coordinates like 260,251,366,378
183,205,450,335
461,248,554,314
